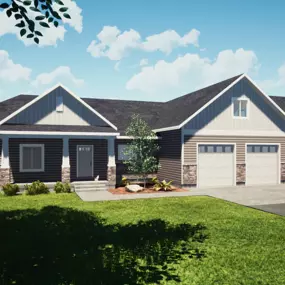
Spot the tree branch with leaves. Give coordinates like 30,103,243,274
0,0,71,44
123,114,160,188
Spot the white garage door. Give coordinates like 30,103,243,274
246,145,279,185
198,144,235,188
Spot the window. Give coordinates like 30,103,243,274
56,94,63,112
118,144,131,161
198,144,234,153
233,98,248,118
247,145,278,153
20,144,44,172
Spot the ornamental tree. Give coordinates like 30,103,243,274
0,0,71,44
124,114,160,188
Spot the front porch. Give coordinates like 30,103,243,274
0,133,117,188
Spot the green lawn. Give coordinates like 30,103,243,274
0,193,285,285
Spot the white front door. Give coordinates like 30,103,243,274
246,144,279,185
198,144,235,188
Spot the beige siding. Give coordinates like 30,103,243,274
184,135,285,164
7,86,109,126
184,78,284,133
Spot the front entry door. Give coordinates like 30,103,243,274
77,145,93,178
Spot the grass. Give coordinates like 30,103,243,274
0,193,285,285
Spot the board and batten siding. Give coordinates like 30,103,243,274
184,77,285,132
69,139,108,182
157,130,182,186
184,135,285,164
9,138,62,183
7,86,109,127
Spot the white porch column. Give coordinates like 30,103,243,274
0,136,10,185
107,137,116,187
61,137,70,183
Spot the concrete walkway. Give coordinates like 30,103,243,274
76,184,285,205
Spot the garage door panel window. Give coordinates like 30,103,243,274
199,145,234,153
247,145,278,153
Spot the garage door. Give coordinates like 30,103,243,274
198,144,235,188
246,145,279,185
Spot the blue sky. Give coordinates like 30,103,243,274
1,0,285,102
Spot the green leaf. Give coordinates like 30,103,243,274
52,11,61,20
54,0,64,5
27,33,34,38
41,4,48,10
34,37,39,44
6,9,12,17
34,0,39,8
35,30,43,36
28,21,35,32
48,17,53,23
23,1,32,6
0,3,10,9
15,14,22,20
29,7,40,12
19,6,27,13
20,29,26,37
45,11,49,18
39,22,50,28
63,13,71,19
59,7,68,12
53,21,58,27
15,20,25,28
35,15,45,21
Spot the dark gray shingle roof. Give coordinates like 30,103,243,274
0,74,262,133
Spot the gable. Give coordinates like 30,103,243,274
5,86,111,127
184,77,285,133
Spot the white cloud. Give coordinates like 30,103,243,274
31,66,84,87
126,48,259,94
0,0,83,47
139,58,148,66
258,64,285,95
0,50,31,81
87,26,200,61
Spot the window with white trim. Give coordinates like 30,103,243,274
20,144,45,172
233,97,248,118
56,94,63,112
118,144,131,161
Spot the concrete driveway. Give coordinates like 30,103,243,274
190,184,285,216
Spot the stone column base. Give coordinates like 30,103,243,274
61,167,71,183
183,165,197,186
107,166,116,188
236,164,246,184
0,168,10,186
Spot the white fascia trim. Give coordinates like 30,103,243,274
0,131,120,136
152,125,180,133
178,74,246,129
243,74,285,117
0,83,118,131
184,129,285,137
116,135,160,139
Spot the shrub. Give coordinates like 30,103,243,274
54,182,71,193
2,183,19,196
152,177,174,191
25,181,49,195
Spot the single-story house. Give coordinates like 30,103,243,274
0,73,285,188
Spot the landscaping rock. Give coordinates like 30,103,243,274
126,184,143,192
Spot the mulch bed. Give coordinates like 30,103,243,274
108,186,187,195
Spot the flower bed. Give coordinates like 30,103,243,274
109,186,187,195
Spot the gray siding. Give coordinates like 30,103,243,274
184,135,285,164
7,86,109,127
115,139,129,184
69,139,108,182
157,130,182,186
185,78,284,133
9,138,62,183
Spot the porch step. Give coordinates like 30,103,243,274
72,180,109,192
